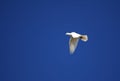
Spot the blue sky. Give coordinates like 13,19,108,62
0,0,120,81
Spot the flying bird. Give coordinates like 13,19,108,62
66,32,88,54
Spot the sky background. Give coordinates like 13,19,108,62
0,0,120,81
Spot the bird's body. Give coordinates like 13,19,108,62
66,32,88,54
66,32,81,38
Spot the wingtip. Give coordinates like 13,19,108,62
69,51,74,55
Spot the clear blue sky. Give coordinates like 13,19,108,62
0,0,120,81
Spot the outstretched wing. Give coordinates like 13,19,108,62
69,37,79,54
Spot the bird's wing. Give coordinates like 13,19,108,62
69,37,79,54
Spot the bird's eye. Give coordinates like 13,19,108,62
80,36,83,38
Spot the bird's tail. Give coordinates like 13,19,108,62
80,35,88,42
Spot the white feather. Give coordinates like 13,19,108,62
66,32,88,54
69,37,79,54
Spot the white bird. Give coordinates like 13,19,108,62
66,32,88,54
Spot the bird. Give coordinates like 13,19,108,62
66,32,88,54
